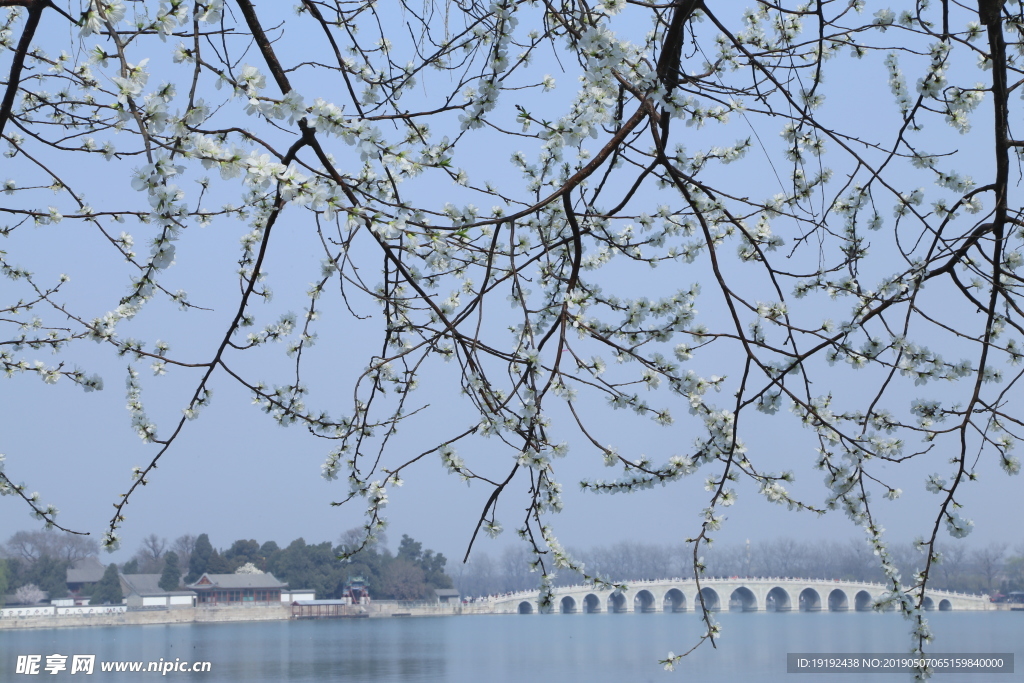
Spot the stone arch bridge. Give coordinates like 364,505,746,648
490,578,992,614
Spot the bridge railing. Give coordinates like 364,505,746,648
487,577,987,602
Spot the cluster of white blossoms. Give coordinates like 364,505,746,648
79,0,126,38
438,444,469,479
458,1,518,131
124,366,157,443
0,454,59,529
944,511,974,539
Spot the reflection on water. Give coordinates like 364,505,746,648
1,612,1021,682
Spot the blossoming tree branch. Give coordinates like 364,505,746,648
1,0,1022,668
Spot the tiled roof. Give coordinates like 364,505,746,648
120,573,194,596
187,572,287,589
66,556,106,584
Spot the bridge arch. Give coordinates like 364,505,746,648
664,588,686,612
608,591,627,613
729,587,758,612
828,589,848,611
489,579,987,616
634,590,656,613
766,586,791,612
799,588,822,612
698,587,721,612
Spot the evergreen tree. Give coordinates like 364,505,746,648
397,535,423,564
421,550,453,591
266,538,349,600
205,550,233,574
185,534,213,583
394,535,452,593
91,564,123,605
225,539,263,571
159,552,181,591
121,559,139,574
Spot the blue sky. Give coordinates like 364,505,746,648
1,0,1022,570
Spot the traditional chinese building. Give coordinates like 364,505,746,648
341,576,370,604
66,556,105,598
186,572,288,605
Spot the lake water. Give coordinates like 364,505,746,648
1,612,1021,682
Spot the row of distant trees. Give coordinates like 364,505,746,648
146,530,454,600
0,533,124,606
6,530,1019,607
452,539,1024,598
0,529,453,605
0,531,97,603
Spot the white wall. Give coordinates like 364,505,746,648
281,591,316,602
1,606,55,618
56,606,127,616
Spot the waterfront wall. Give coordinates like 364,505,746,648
0,605,291,631
1,605,127,619
294,601,464,618
0,602,473,630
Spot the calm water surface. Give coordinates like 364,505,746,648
1,612,1021,682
